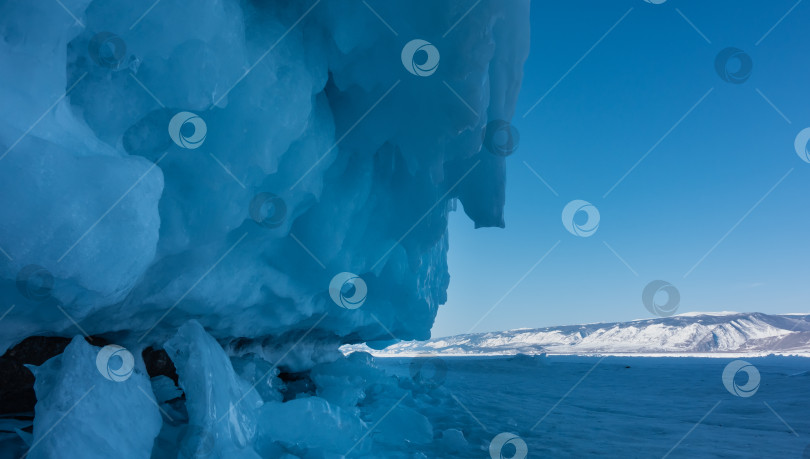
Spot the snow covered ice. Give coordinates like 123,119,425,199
0,0,530,457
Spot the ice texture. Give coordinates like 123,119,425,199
164,321,262,458
27,337,161,458
0,0,529,456
0,0,528,353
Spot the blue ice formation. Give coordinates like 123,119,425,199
0,0,528,456
27,337,161,458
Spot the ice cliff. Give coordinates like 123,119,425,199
0,0,528,457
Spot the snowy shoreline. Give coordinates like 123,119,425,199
352,352,810,358
342,312,810,358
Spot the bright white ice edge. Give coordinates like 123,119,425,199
0,0,531,458
342,312,810,358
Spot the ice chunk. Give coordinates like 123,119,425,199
256,396,368,456
440,428,468,452
164,320,263,458
230,354,284,403
368,403,433,446
26,337,161,459
309,351,380,409
149,375,182,404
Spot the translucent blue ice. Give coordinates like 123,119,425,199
27,337,161,458
0,0,529,456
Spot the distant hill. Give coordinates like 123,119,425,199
344,312,810,357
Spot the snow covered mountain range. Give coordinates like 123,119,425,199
346,312,810,357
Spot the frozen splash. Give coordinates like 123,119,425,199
0,0,529,456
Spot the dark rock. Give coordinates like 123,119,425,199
278,371,315,402
0,336,75,415
142,347,179,385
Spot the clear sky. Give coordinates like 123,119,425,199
432,0,810,338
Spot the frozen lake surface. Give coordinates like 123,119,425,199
376,355,810,458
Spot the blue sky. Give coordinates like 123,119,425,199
432,0,810,338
